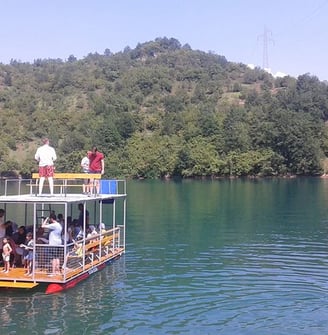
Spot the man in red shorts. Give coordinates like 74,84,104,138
35,137,57,196
87,146,104,195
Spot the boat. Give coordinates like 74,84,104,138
0,176,126,294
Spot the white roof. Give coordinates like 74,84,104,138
0,193,126,204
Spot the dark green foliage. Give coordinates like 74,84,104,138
92,117,122,152
223,107,251,153
0,38,327,178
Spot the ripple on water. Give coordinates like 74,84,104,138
1,237,328,334
112,238,328,334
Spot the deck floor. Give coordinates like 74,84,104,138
0,248,124,286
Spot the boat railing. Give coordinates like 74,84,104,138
1,178,126,197
3,178,31,196
30,227,121,280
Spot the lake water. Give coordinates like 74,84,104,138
1,178,328,334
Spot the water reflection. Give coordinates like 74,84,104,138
0,256,126,335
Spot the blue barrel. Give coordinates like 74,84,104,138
100,180,117,194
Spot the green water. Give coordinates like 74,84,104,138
1,178,328,334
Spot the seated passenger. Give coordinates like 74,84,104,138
70,239,83,257
13,226,27,245
72,220,84,240
36,226,48,244
63,222,74,244
75,227,84,241
62,239,83,270
98,223,107,235
86,225,98,239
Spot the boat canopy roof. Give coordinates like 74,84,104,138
0,193,126,204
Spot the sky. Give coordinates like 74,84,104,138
1,0,328,80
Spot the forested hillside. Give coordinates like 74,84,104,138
0,37,328,178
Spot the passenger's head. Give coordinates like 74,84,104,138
49,213,56,221
42,137,49,145
18,226,26,234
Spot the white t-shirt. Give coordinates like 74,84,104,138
81,156,89,172
47,221,62,246
35,144,57,167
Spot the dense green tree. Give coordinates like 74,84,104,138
177,136,223,177
223,107,251,153
0,37,327,179
267,109,323,174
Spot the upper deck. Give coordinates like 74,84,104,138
0,178,127,204
0,192,126,204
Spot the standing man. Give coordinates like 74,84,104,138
88,147,104,194
42,214,62,276
35,137,57,196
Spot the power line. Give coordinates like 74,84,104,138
275,0,328,38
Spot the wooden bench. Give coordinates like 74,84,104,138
31,172,102,196
84,231,120,259
65,230,120,269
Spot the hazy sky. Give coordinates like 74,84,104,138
1,0,328,80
